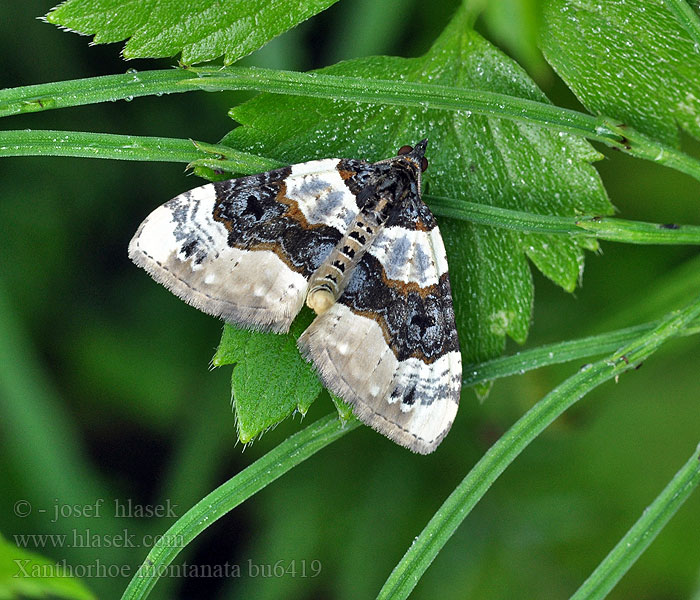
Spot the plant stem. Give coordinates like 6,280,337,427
428,195,700,244
3,129,699,244
184,68,700,181
0,129,279,171
463,316,700,386
377,293,700,600
2,66,699,181
570,442,700,600
120,413,359,600
0,70,197,118
191,67,615,139
598,119,700,183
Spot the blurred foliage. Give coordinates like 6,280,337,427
1,1,699,600
0,533,95,600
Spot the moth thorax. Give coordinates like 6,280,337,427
306,286,336,315
306,198,391,316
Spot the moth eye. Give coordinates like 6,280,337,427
420,156,429,172
397,145,413,156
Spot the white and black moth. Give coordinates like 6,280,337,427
129,140,462,454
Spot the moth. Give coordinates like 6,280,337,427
129,140,462,453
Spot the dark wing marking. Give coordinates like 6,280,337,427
129,162,348,332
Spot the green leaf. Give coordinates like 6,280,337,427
329,392,355,424
0,534,95,600
223,4,612,364
212,311,322,443
45,0,339,65
540,0,700,146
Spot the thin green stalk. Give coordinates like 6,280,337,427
429,195,700,244
570,442,700,600
571,214,700,244
184,68,700,181
2,66,699,181
0,68,610,141
3,129,699,244
0,130,280,171
0,69,198,117
598,119,700,183
377,293,700,600
190,67,617,142
120,413,360,600
464,316,700,386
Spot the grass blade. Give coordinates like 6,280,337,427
3,129,699,246
0,70,197,118
464,316,700,386
0,129,279,172
377,293,700,600
187,67,700,182
120,413,359,600
429,197,700,244
2,66,699,181
570,441,700,599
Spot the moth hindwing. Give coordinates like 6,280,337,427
129,139,462,453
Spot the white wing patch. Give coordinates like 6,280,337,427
129,182,308,333
367,225,449,286
286,160,360,230
298,303,461,454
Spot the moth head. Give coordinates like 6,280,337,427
393,139,428,196
396,139,429,173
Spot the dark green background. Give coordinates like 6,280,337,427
1,1,699,598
